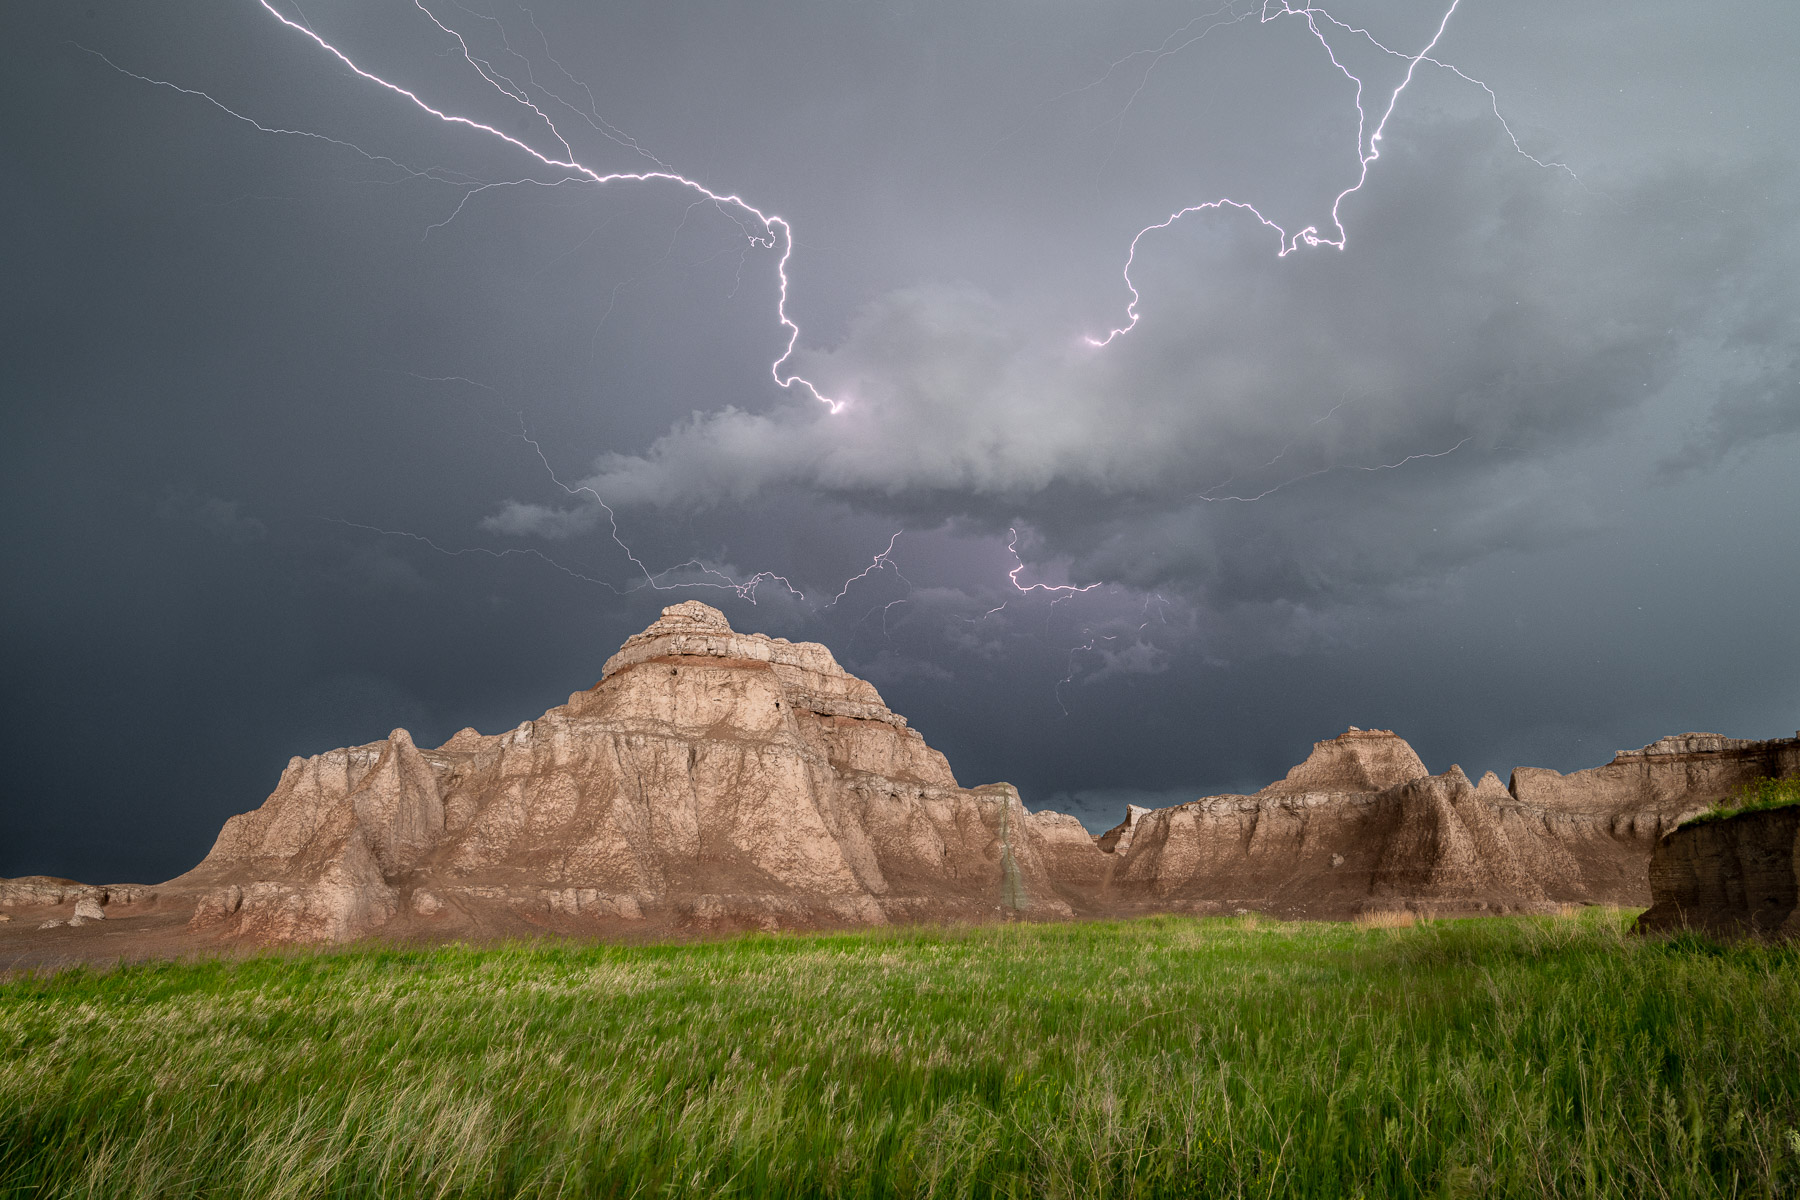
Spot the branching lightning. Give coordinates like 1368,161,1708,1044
323,517,629,592
514,424,808,603
828,532,909,606
100,0,1570,700
248,0,842,412
387,374,925,610
76,46,479,188
1087,0,1577,347
1056,629,1118,715
991,527,1104,614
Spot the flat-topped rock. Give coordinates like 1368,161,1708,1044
1511,731,1800,817
1258,728,1429,797
601,601,907,728
1619,732,1800,759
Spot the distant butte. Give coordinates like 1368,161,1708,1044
4,601,1797,963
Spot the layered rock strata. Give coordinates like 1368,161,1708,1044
1096,728,1800,918
7,602,1796,948
168,602,1094,941
1638,807,1800,939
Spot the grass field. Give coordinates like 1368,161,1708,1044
3,910,1798,1198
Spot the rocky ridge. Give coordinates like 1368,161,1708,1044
3,602,1795,949
161,601,1094,942
1093,726,1798,919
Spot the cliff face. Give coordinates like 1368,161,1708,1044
7,603,1795,949
169,602,1103,941
1510,733,1800,825
1093,729,1800,918
1638,807,1800,939
1096,732,1572,917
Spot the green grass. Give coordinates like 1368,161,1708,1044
1680,776,1800,828
3,911,1799,1198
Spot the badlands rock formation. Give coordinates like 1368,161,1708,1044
3,602,1795,950
1097,729,1798,918
167,601,1095,942
0,878,156,930
1638,806,1800,939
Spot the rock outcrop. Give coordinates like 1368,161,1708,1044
1637,807,1800,939
1095,732,1566,918
6,603,1795,951
0,877,155,921
1093,728,1800,919
168,602,1097,941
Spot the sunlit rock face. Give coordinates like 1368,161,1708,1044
1092,728,1800,920
21,603,1795,947
172,602,1095,942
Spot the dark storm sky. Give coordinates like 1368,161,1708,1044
4,1,1797,883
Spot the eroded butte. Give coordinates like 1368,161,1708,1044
5,602,1796,964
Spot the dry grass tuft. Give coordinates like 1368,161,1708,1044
1354,909,1417,929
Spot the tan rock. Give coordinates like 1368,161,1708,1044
14,605,1794,948
1258,728,1428,796
72,897,104,922
151,603,1091,943
1510,733,1799,824
1,877,88,907
1094,729,1800,918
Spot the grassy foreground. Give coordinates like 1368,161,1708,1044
3,911,1798,1198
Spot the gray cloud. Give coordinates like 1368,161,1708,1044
1659,364,1800,478
157,492,268,543
1079,638,1169,685
8,0,1799,883
559,128,1796,614
479,500,603,540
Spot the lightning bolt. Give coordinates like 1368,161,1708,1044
1004,527,1105,600
76,46,477,188
373,372,809,603
516,423,810,602
1055,629,1123,716
244,0,841,412
1087,0,1577,347
322,517,629,592
103,2,1556,673
827,531,907,604
1198,436,1471,502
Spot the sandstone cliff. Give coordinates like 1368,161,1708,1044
166,602,1099,941
1092,728,1800,918
6,602,1796,951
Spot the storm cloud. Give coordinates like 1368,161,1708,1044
576,131,1796,611
3,0,1797,882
